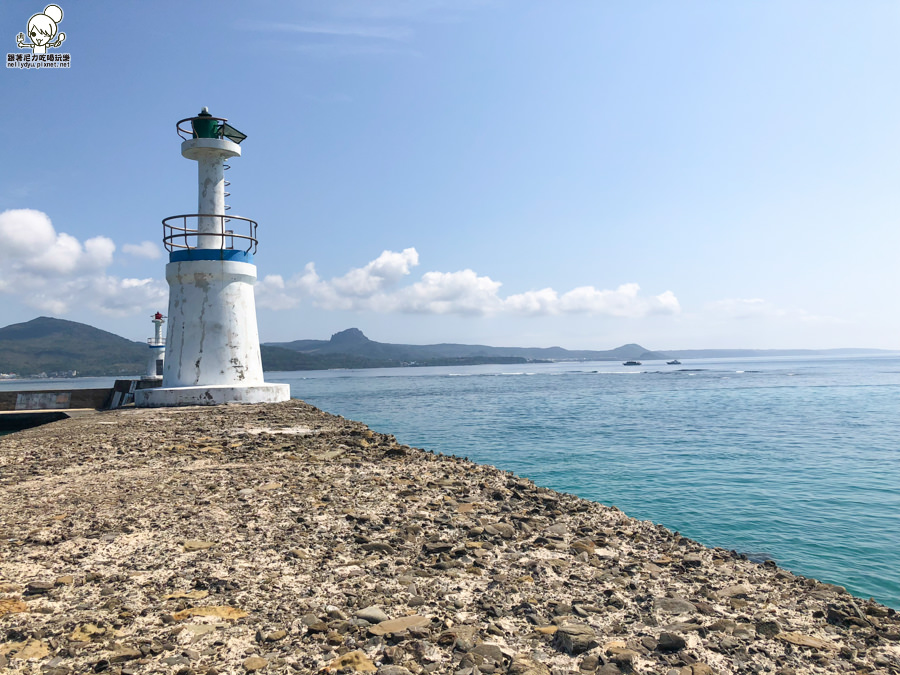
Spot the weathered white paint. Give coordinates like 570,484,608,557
165,259,262,386
134,383,289,407
145,347,165,380
136,259,290,406
181,138,240,249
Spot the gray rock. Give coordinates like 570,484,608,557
657,632,686,652
109,647,143,663
300,613,320,626
362,542,396,554
472,642,505,663
755,620,781,638
683,553,703,567
720,636,741,650
356,605,391,623
732,624,755,639
509,657,551,675
554,623,598,655
546,523,567,537
653,597,697,614
708,618,736,633
378,667,414,675
492,522,516,539
718,583,752,598
579,654,600,670
25,580,54,595
162,656,191,666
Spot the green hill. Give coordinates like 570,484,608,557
0,317,148,377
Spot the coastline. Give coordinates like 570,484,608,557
1,401,897,674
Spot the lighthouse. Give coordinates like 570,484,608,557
135,109,290,407
142,312,166,381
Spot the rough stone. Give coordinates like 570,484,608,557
509,657,552,675
555,623,598,655
755,619,781,637
0,400,893,675
329,650,377,672
654,597,697,615
369,615,431,636
356,605,391,623
182,540,216,551
377,667,414,675
242,656,268,671
657,632,687,652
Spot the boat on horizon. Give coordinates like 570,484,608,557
667,359,682,365
622,361,641,366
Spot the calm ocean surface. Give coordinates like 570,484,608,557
3,356,898,607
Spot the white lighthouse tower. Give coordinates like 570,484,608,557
142,312,166,381
135,108,290,407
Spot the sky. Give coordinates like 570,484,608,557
2,1,900,350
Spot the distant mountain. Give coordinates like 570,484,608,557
0,317,148,377
267,328,667,363
3,318,889,378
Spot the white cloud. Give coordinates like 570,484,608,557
122,241,162,260
255,274,301,311
0,212,679,324
262,247,680,319
556,283,680,318
0,208,56,256
0,209,166,316
331,247,418,297
388,269,504,315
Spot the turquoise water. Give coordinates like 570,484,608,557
266,356,900,608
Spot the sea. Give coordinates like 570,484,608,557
2,355,899,608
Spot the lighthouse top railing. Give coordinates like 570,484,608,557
176,116,247,144
162,214,258,253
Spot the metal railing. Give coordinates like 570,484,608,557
176,116,227,140
176,116,247,144
162,214,258,253
147,338,166,346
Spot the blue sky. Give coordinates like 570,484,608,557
2,1,900,350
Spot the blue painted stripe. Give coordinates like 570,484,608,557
169,249,253,263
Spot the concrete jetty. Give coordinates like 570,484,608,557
1,401,897,674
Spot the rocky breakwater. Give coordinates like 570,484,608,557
0,400,898,675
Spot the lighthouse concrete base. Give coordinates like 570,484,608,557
135,383,290,408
